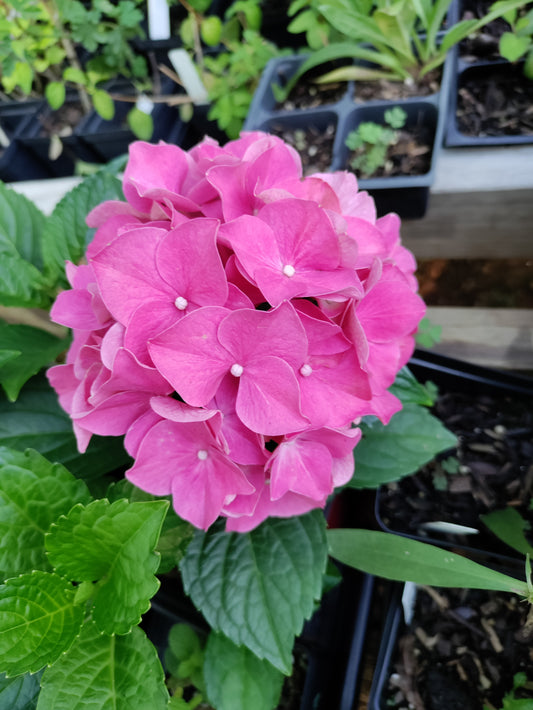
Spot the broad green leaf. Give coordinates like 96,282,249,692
0,447,91,579
44,81,65,110
0,571,83,676
127,107,154,141
180,511,328,674
0,350,20,369
327,529,529,596
37,622,169,710
62,67,87,86
499,32,530,61
0,323,67,401
106,480,195,572
46,499,168,634
92,88,115,121
0,183,49,308
41,172,124,287
481,508,533,557
350,403,457,488
204,632,284,710
0,374,132,479
389,367,436,406
0,670,42,710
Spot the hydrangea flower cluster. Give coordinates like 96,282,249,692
47,132,425,532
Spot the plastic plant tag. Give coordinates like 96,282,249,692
418,521,480,536
147,0,170,40
168,49,209,104
136,95,155,116
401,581,417,624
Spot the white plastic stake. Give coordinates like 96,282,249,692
147,0,171,40
168,48,209,105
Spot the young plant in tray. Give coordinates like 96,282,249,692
345,106,407,178
278,0,528,97
0,0,162,139
498,5,533,78
0,132,466,709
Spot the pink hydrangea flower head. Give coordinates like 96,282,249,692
47,133,425,531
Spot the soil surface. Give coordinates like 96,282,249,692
377,384,533,555
459,0,512,62
353,69,442,101
385,586,533,710
268,122,335,174
456,64,533,137
417,259,533,308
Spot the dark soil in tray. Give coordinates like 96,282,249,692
353,69,442,101
346,123,433,178
277,62,348,111
268,123,335,174
456,64,533,137
417,259,533,308
385,586,533,710
37,101,85,138
377,386,533,553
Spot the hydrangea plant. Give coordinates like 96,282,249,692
0,132,527,709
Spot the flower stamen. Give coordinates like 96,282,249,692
300,364,313,377
197,449,208,460
174,296,188,310
230,363,244,377
282,264,295,278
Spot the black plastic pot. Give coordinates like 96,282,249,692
445,51,533,146
375,349,533,564
368,581,533,710
0,101,55,181
244,52,452,219
143,567,373,709
16,96,100,177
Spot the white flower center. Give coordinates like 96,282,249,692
197,449,208,461
282,264,295,278
230,363,244,377
174,296,188,310
300,364,313,377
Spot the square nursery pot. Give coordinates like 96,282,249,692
142,569,374,710
445,52,533,146
15,93,102,178
375,349,533,565
244,51,452,219
0,100,57,182
368,581,533,710
75,76,187,164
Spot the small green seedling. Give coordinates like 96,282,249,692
164,623,207,706
345,106,407,177
484,672,533,710
499,7,533,79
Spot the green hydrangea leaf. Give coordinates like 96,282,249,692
350,403,457,488
0,373,132,479
37,622,169,710
0,670,42,709
180,511,327,674
41,172,124,287
0,324,67,402
390,366,436,406
0,447,91,579
0,571,83,676
0,183,49,308
204,632,284,710
46,499,168,635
